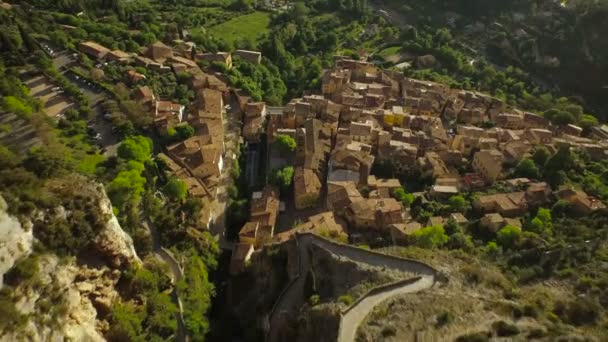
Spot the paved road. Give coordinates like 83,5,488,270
338,276,434,342
143,219,186,342
267,234,439,342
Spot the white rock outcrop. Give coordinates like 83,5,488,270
94,188,141,268
0,183,141,340
0,195,33,287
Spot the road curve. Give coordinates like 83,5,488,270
267,233,440,342
338,275,434,342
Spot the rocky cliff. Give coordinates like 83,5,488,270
0,184,140,341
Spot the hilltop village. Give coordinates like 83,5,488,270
73,39,608,274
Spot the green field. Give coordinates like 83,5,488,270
378,45,402,58
208,11,271,44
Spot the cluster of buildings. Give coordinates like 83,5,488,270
78,40,607,273
229,56,608,272
78,40,267,231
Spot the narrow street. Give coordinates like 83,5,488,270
209,91,242,250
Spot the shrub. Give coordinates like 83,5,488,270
455,332,490,342
338,295,353,306
275,134,296,154
492,320,520,336
436,311,454,326
309,294,320,306
412,225,448,249
381,325,397,337
496,225,521,249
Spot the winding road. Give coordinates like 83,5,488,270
267,233,440,342
143,219,186,342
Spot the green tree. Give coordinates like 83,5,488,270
107,166,147,212
2,96,33,117
496,225,521,249
392,187,414,207
448,195,467,212
270,166,294,191
514,158,539,179
412,225,448,249
532,146,550,167
117,135,152,162
275,134,296,154
163,178,187,201
107,301,145,341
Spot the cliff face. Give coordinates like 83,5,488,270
0,195,33,286
0,185,140,340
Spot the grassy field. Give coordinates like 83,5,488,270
378,46,401,58
208,11,271,45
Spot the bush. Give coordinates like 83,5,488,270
492,320,520,336
456,332,490,342
309,294,320,306
392,187,414,207
496,225,521,249
275,134,296,154
436,311,454,326
412,225,448,249
338,295,353,306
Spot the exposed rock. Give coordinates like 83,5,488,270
94,188,141,268
0,195,33,286
416,55,437,69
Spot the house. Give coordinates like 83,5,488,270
133,86,155,104
345,198,405,229
367,176,401,193
238,221,260,246
523,112,550,129
145,41,173,62
496,113,524,129
169,55,198,69
430,185,459,199
390,221,423,243
244,102,267,119
480,213,522,233
155,101,184,123
426,216,445,227
294,167,322,210
127,70,146,83
525,182,552,206
473,192,528,217
327,181,362,214
561,124,583,137
106,50,132,63
472,149,504,182
249,186,280,244
273,211,347,243
557,187,607,216
449,213,468,225
196,52,232,68
328,147,375,185
78,41,110,60
233,49,262,64
229,243,254,275
418,151,450,178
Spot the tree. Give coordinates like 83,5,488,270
447,232,474,251
532,146,550,167
496,225,521,249
448,195,467,213
514,158,539,179
2,96,33,117
412,225,448,249
163,178,187,201
270,166,294,191
275,134,296,154
392,187,414,207
117,135,152,162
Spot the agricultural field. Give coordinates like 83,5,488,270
207,11,271,45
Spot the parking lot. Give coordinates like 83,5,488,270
23,75,75,117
